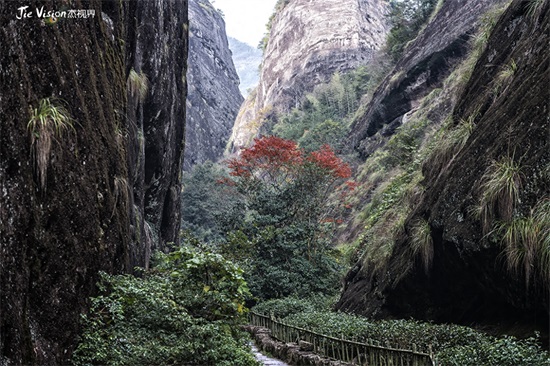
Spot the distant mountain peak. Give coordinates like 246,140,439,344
228,37,262,97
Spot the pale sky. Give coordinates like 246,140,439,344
211,0,278,47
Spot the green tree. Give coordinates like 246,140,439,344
386,0,438,61
222,136,353,299
298,119,347,152
181,161,244,242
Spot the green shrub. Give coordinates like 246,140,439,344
438,335,550,366
73,246,258,366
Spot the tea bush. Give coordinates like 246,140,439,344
73,246,258,366
280,310,549,364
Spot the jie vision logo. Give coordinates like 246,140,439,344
16,5,95,24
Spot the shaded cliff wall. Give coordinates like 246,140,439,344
338,0,549,332
349,0,507,157
228,0,389,151
184,0,243,170
0,0,188,364
126,0,188,258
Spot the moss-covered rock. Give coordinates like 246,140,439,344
0,0,188,363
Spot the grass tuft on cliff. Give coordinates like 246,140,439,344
494,198,550,287
410,218,434,274
27,98,74,191
128,68,149,102
480,156,523,232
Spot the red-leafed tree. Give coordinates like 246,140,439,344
227,136,303,189
222,136,354,299
307,144,352,179
226,136,352,223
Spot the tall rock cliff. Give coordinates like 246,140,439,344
349,0,508,156
228,0,390,151
185,0,243,170
127,0,188,258
338,0,549,333
0,0,188,364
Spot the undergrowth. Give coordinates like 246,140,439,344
73,246,258,366
253,300,550,366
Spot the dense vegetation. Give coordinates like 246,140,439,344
271,70,375,153
253,298,550,366
182,136,354,300
74,244,258,366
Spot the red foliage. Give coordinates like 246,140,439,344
227,159,252,178
307,144,351,179
321,218,344,224
225,136,355,229
227,136,303,178
226,137,352,194
345,181,358,191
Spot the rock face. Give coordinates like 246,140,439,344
0,0,188,364
228,0,390,151
127,0,188,255
228,37,262,97
185,0,243,170
349,0,508,157
338,0,549,333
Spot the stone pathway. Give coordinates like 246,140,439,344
251,344,289,366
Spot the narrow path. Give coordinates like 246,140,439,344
251,344,289,366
